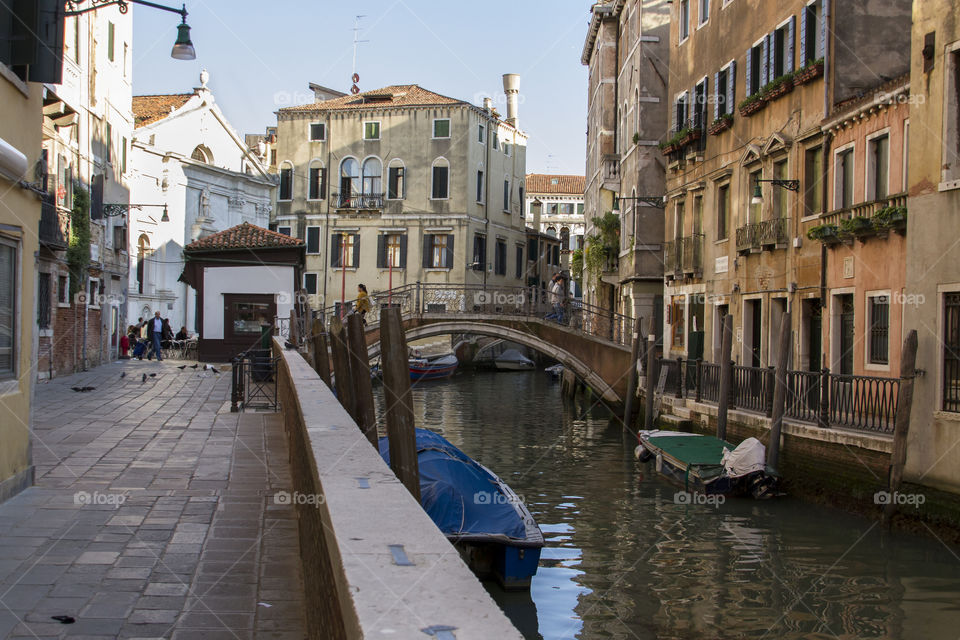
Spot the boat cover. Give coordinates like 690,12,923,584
721,437,766,477
379,429,528,541
496,349,533,365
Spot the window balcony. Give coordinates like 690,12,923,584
601,154,620,192
681,233,704,277
335,192,384,211
758,218,788,249
39,193,69,250
663,239,681,280
736,223,761,254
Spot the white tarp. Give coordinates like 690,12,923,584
721,437,766,478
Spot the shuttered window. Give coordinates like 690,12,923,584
0,240,16,377
432,165,449,199
377,234,407,269
305,227,320,254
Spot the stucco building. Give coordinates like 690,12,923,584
525,174,585,293
903,2,960,492
127,71,275,334
272,78,529,312
582,0,669,335
661,0,911,371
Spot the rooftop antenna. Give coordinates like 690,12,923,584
546,154,560,174
350,15,368,95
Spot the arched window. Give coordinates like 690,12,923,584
560,227,570,250
191,145,212,164
387,158,405,199
308,159,326,200
546,226,557,237
635,89,640,139
136,234,150,294
278,161,293,200
431,157,449,199
339,157,359,199
361,156,382,195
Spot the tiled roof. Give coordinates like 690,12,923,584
132,94,193,128
184,222,304,251
278,84,467,113
525,174,586,195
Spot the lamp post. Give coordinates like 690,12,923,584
751,179,800,204
65,0,196,61
102,203,169,221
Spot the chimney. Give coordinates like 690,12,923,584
483,97,493,112
502,73,520,128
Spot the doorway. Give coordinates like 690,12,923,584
743,299,762,367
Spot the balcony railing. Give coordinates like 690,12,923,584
663,240,680,278
758,218,788,247
335,192,384,210
602,154,620,191
39,193,69,249
736,223,761,253
821,192,907,227
681,234,704,276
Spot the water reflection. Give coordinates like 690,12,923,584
374,370,960,639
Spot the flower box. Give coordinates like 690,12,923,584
807,223,841,245
679,129,703,147
795,60,824,85
764,77,794,101
840,215,875,240
738,95,767,117
708,116,733,135
660,143,679,155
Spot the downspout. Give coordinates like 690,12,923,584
483,111,491,289
820,0,832,315
323,113,331,310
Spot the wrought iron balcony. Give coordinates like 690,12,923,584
39,193,69,250
759,218,788,248
335,192,384,210
736,223,761,254
681,234,704,276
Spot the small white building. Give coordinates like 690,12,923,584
524,174,585,294
127,71,275,332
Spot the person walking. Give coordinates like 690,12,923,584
547,274,563,322
356,284,372,325
146,311,164,361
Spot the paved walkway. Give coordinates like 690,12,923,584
0,359,307,639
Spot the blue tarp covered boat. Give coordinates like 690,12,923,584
379,429,543,589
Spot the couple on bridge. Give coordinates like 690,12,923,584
545,273,570,325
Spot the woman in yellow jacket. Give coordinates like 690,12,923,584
355,284,371,324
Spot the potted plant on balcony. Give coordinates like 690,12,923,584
584,211,621,281
738,92,767,117
679,127,702,147
708,113,734,135
807,223,841,245
794,58,825,85
872,205,908,234
840,215,874,240
762,72,795,101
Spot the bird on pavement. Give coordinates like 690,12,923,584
190,364,199,369
141,373,147,383
210,366,220,375
71,387,83,392
120,371,126,379
149,373,157,377
81,386,96,392
177,364,187,370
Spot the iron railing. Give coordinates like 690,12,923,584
655,359,900,433
663,239,680,277
231,348,280,412
758,218,788,247
335,192,384,210
681,234,704,276
821,192,908,227
39,193,69,249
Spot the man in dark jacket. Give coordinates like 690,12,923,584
145,311,164,361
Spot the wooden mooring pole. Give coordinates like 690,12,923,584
767,311,792,470
347,313,379,448
643,334,657,431
717,314,734,441
622,317,643,431
884,329,918,527
379,306,421,502
310,317,332,388
328,317,357,422
289,309,299,346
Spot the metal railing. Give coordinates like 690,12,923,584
335,192,384,210
758,218,788,247
736,223,761,253
821,192,908,227
39,193,69,249
231,348,280,412
656,359,900,433
681,234,704,275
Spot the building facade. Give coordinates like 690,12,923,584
38,4,133,378
662,0,911,371
525,174,585,288
903,2,960,491
272,79,529,312
582,0,669,335
127,71,275,334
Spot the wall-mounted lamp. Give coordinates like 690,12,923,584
103,203,169,222
66,1,196,61
614,194,666,210
751,179,800,204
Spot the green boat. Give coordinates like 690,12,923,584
635,430,779,498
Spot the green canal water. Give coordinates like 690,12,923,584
375,369,960,640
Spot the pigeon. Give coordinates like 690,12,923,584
141,373,147,383
177,365,187,370
209,366,220,375
81,386,96,392
149,373,157,377
120,371,126,379
190,364,199,369
71,387,84,392
51,615,74,624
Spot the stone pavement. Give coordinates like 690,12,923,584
0,358,307,639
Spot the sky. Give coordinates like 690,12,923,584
132,0,591,175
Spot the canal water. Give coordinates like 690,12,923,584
375,370,960,640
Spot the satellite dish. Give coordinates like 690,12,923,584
351,84,360,95
352,73,360,83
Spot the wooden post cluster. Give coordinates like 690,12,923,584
884,330,918,527
767,311,792,470
379,306,421,502
347,314,378,448
622,318,643,431
643,334,657,431
310,318,332,387
717,314,734,441
289,309,299,345
328,317,356,422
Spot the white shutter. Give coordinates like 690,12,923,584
728,60,736,114
713,72,720,120
800,7,808,65
787,15,796,72
745,48,753,95
818,1,827,60
762,35,770,86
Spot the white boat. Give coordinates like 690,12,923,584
495,349,535,371
544,364,564,379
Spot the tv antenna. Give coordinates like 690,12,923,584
351,15,368,95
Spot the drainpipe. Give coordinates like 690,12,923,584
322,113,332,312
483,109,491,289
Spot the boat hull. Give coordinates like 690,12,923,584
409,354,458,380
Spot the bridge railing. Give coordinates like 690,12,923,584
317,282,634,348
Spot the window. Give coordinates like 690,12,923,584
717,183,729,239
423,234,454,269
670,296,686,349
492,130,499,150
308,164,327,200
472,234,486,270
277,226,291,236
944,293,960,412
903,120,910,191
58,274,68,305
698,0,709,25
503,179,510,211
868,295,889,365
867,133,889,201
747,41,764,96
679,0,690,41
515,245,523,279
673,92,689,132
772,18,796,79
303,273,318,295
339,157,359,200
476,169,484,202
88,279,98,308
801,0,824,67
431,160,449,199
835,148,854,209
378,234,406,268
433,119,450,138
748,169,762,224
478,122,485,143
495,240,507,275
136,234,150,294
106,122,112,163
37,272,51,330
331,233,359,268
693,78,707,131
279,166,292,200
107,21,115,62
773,159,788,219
0,239,16,377
191,145,210,163
804,145,823,216
361,157,382,195
387,163,405,199
363,121,380,140
121,137,127,174
309,123,325,141
577,203,584,216
945,50,960,185
305,226,321,254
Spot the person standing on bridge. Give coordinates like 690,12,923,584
547,273,563,323
356,284,372,325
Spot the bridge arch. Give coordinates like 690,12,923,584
365,319,623,405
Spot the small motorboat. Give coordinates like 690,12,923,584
544,364,564,380
494,348,535,371
409,353,458,381
379,429,543,590
635,430,779,499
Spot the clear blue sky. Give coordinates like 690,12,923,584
133,0,590,175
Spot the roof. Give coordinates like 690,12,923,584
132,94,193,128
278,84,467,114
184,222,304,252
525,174,586,195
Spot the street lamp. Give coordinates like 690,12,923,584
65,1,196,61
613,194,666,210
103,203,170,221
751,179,800,205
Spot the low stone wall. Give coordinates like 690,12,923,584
273,339,524,640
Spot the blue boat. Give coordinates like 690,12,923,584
408,353,458,381
379,429,543,589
